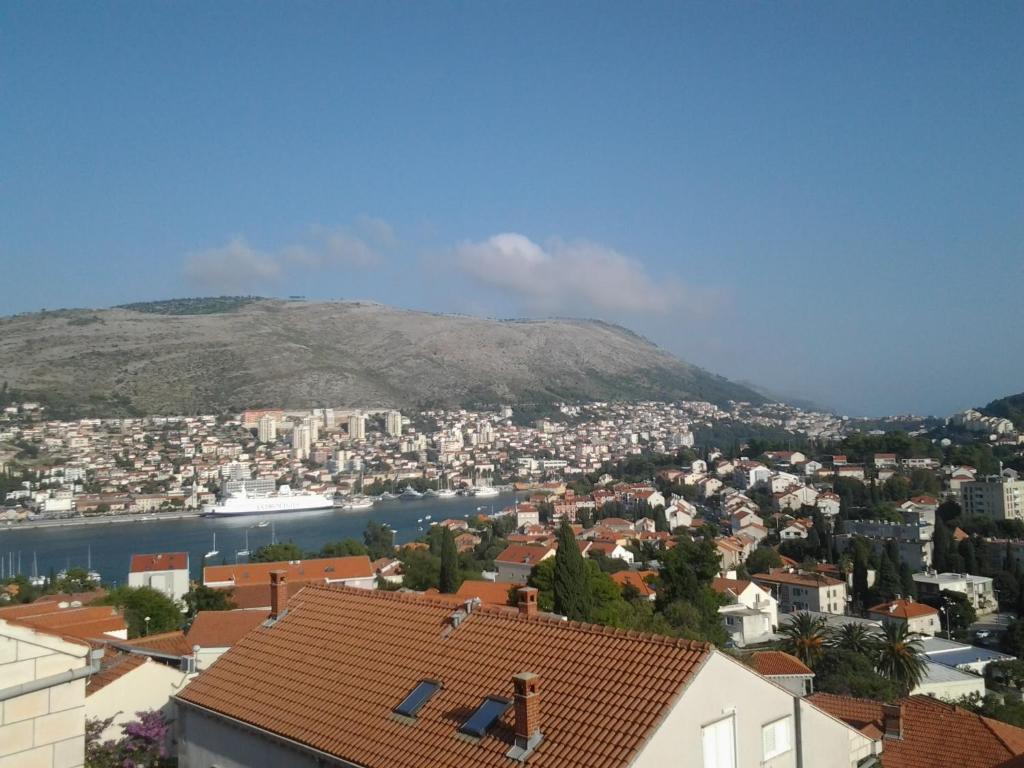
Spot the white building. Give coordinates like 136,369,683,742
961,476,1024,521
348,412,367,441
127,552,190,605
256,414,277,443
912,571,997,615
385,410,403,437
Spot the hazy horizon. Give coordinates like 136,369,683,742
3,3,1022,416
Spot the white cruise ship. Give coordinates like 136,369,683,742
203,485,334,517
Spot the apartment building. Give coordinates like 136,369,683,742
752,569,848,615
961,476,1024,521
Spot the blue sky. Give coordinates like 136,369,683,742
2,2,1022,416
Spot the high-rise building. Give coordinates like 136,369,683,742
292,425,311,460
962,476,1024,520
303,416,320,444
386,410,403,437
257,415,277,443
348,412,366,441
323,408,336,429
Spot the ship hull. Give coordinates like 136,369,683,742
203,496,335,516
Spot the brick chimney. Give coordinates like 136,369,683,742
508,672,543,759
270,570,287,619
882,703,903,740
517,587,538,618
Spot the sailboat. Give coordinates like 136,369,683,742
205,533,219,559
86,545,101,583
237,531,250,558
29,552,45,587
436,472,457,499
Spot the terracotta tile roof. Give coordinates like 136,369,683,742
187,609,270,648
0,602,126,640
711,577,753,596
176,585,711,768
129,552,189,572
868,599,939,620
119,630,192,657
454,580,516,607
753,569,843,588
750,651,813,677
203,555,373,586
86,651,149,696
610,571,655,597
809,693,1024,768
494,544,554,566
225,580,310,610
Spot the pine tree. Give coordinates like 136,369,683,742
554,518,592,621
439,528,459,594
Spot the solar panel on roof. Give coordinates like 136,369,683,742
460,696,511,738
393,680,441,718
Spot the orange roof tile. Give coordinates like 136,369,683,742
187,609,270,648
86,651,149,696
494,544,554,566
118,630,192,657
204,556,373,586
867,599,939,620
454,580,516,607
176,585,711,768
750,651,813,677
809,693,1024,768
0,601,126,641
129,552,189,572
610,571,655,597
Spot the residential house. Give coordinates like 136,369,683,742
912,571,997,615
816,491,841,518
494,544,556,583
128,552,190,604
810,693,1024,768
867,599,940,637
713,577,778,647
749,651,815,696
752,569,848,615
174,585,881,768
203,556,376,591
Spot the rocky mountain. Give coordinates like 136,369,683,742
0,298,764,417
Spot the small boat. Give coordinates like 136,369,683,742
380,492,400,501
424,514,432,521
422,489,439,498
342,496,375,511
205,533,219,559
237,531,250,557
435,488,457,498
399,487,423,500
257,520,269,528
473,485,500,498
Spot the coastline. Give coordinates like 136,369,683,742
4,510,206,531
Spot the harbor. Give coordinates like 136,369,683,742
0,492,513,586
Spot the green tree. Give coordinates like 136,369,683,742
183,585,235,616
745,546,783,575
875,551,902,602
814,648,900,700
779,612,828,668
100,586,182,639
398,547,441,591
553,519,592,621
828,622,878,656
249,541,305,562
319,539,368,557
875,622,926,693
439,527,460,594
932,517,952,572
363,521,395,560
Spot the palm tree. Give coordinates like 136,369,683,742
779,612,828,668
829,622,879,655
875,622,927,693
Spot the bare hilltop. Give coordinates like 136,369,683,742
0,298,763,416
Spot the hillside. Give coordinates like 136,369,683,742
0,299,764,417
981,392,1024,429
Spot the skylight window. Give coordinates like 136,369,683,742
393,680,441,719
460,697,511,738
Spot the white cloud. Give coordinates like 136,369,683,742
182,237,281,293
453,233,689,315
182,218,392,292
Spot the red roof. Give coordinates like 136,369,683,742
750,650,813,677
118,630,192,657
454,580,517,607
867,599,939,620
0,601,126,641
177,585,711,768
809,693,1024,768
86,650,149,696
494,544,555,566
129,552,189,573
203,556,373,586
610,571,656,598
187,609,270,648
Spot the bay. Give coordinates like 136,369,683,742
0,494,511,587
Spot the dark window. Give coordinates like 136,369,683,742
394,680,442,718
460,697,511,738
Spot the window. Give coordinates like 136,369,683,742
702,715,736,768
393,680,442,719
762,716,792,760
460,697,511,738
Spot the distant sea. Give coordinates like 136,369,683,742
0,494,511,587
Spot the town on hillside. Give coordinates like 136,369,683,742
3,396,1024,767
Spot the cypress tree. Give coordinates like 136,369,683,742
554,518,592,621
439,527,459,594
899,561,916,599
877,551,902,602
933,518,951,572
959,538,978,576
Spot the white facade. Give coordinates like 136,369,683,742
86,657,190,741
0,620,93,768
128,566,190,605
